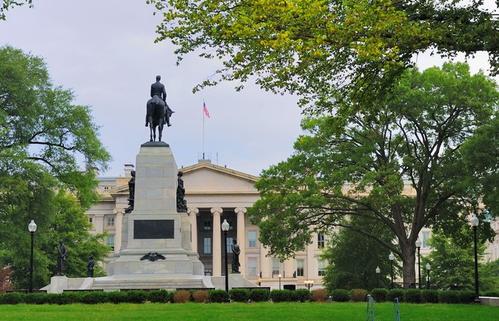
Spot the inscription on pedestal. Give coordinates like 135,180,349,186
134,220,174,239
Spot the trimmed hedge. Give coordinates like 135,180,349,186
311,289,328,302
331,289,350,302
370,288,388,302
421,290,439,303
208,290,229,303
229,289,250,302
173,290,191,303
249,289,270,302
350,289,368,302
438,290,460,304
405,289,421,303
147,290,172,303
387,289,405,302
191,290,209,303
270,290,294,302
294,289,311,302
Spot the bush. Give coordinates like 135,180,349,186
438,290,460,304
294,289,311,302
421,290,438,303
173,290,191,303
147,290,171,303
229,289,250,302
387,289,404,302
108,291,127,304
191,290,209,303
311,289,328,302
80,291,110,304
0,292,25,304
123,290,147,303
458,291,475,304
208,290,229,303
270,290,294,302
24,293,48,304
331,289,350,302
404,289,421,303
370,288,388,302
249,289,270,302
350,289,368,302
483,291,499,297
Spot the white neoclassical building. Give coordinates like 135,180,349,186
88,160,328,290
88,160,499,289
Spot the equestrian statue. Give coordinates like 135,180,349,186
146,75,174,142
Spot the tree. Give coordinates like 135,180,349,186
0,46,110,288
249,63,498,287
1,0,33,20
322,216,393,290
149,0,498,108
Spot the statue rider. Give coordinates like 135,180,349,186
147,75,174,127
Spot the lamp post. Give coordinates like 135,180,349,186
221,219,230,292
304,280,314,290
416,238,422,288
389,252,395,289
425,263,431,289
278,273,282,290
470,214,480,303
375,266,381,288
27,220,37,293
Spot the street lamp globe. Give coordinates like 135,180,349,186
425,263,431,271
470,214,479,227
278,273,282,278
389,253,395,261
221,219,230,231
415,238,422,248
28,220,37,233
375,266,381,274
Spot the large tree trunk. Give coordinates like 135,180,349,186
400,244,416,288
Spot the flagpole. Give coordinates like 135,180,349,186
202,101,205,160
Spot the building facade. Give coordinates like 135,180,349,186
87,160,499,289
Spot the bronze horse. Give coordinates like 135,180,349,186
146,95,166,142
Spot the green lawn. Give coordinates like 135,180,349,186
0,302,497,321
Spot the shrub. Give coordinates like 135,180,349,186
147,290,171,303
208,290,229,303
229,289,250,302
270,290,294,302
249,289,270,302
370,288,388,302
458,291,475,304
81,291,111,304
173,290,191,303
438,290,460,304
311,289,328,302
404,289,421,303
331,289,350,302
387,289,404,302
24,293,48,304
421,290,438,303
191,290,209,303
0,292,25,304
294,289,311,302
350,289,368,302
123,290,147,303
483,291,499,297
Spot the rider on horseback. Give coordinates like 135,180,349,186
146,75,174,127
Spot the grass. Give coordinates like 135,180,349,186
1,302,497,321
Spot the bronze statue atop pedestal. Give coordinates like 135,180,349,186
231,239,241,273
177,171,187,212
56,241,68,276
125,170,135,214
146,75,174,142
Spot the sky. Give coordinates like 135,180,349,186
0,1,496,177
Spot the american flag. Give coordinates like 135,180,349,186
203,102,210,118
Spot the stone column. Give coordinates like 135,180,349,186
211,207,223,277
114,209,124,253
188,207,199,253
235,207,247,276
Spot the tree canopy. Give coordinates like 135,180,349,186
249,63,498,286
0,46,110,288
1,0,33,20
149,0,498,109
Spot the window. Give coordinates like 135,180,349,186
247,257,257,277
296,259,304,277
272,258,281,276
107,216,115,227
203,221,212,231
422,230,430,248
248,231,257,248
89,217,93,224
226,237,234,252
318,259,327,276
106,234,115,250
203,237,212,254
317,233,325,248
